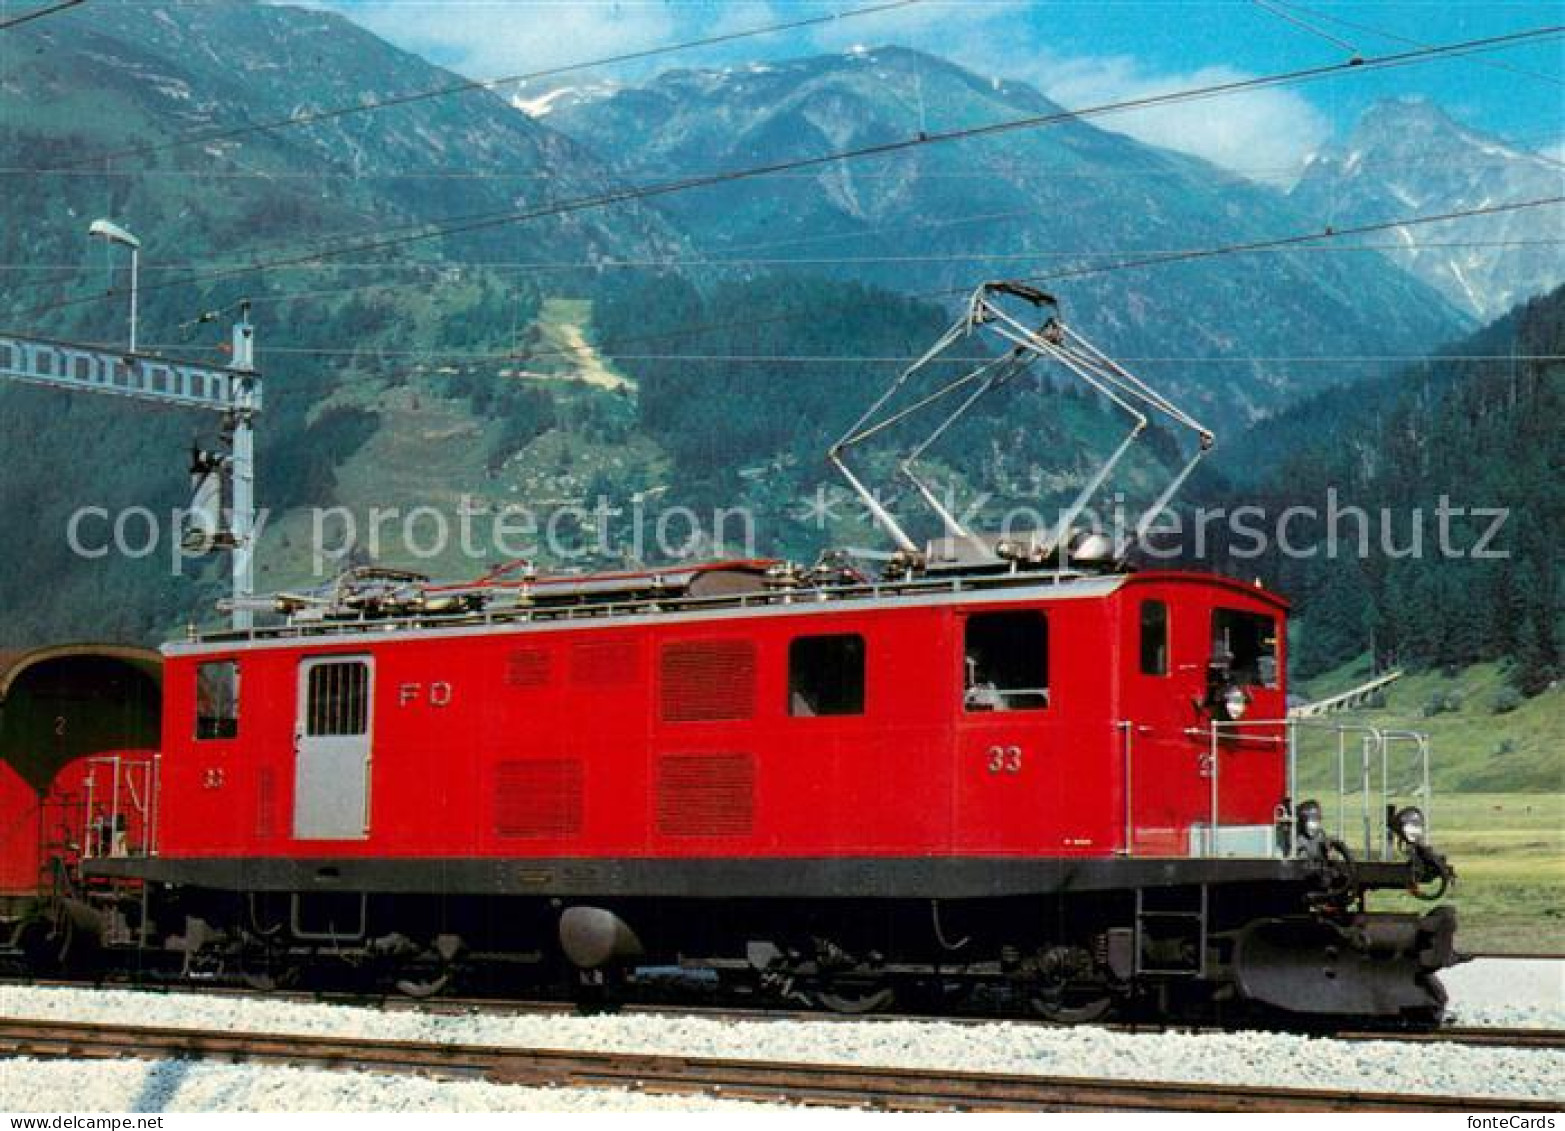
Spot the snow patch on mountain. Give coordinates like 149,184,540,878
511,81,620,119
1292,100,1565,320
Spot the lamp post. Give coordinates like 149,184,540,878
88,218,141,353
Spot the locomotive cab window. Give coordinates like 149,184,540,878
305,660,370,736
195,660,239,740
1140,600,1169,676
964,612,1048,711
1211,609,1278,688
789,634,865,717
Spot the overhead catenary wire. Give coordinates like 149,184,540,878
209,196,1560,366
11,22,1563,328
213,24,1565,270
11,127,1565,181
121,346,1565,366
1266,0,1564,89
1248,0,1362,58
1004,196,1565,289
0,0,84,31
50,0,927,169
7,237,1556,276
2,197,1114,303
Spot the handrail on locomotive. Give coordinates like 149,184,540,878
1110,714,1446,884
1204,719,1435,856
78,752,160,862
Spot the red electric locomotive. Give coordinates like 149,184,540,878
71,285,1460,1021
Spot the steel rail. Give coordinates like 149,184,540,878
0,1017,1556,1112
2,976,1561,1051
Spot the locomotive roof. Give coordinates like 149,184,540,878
169,564,1283,658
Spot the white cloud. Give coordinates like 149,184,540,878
1009,54,1330,184
800,3,1329,183
332,1,681,80
802,0,1027,65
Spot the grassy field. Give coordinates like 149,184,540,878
1298,660,1562,792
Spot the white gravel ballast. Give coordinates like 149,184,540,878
1,957,1561,1111
1442,958,1565,1030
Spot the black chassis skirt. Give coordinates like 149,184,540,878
86,853,1415,901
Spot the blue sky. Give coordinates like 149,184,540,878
311,1,1565,178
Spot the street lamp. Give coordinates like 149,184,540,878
89,218,141,353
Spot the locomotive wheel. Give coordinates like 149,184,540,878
392,938,463,1000
394,964,455,1000
1026,945,1113,1025
1027,984,1113,1025
237,941,301,994
14,915,72,974
812,979,897,1015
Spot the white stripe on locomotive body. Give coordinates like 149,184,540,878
163,574,1132,659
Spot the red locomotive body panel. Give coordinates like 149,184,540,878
154,570,1287,867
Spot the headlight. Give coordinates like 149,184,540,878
1221,685,1249,720
1392,806,1426,846
1297,799,1323,840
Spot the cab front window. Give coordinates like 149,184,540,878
1211,609,1277,688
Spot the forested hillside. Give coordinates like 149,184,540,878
1212,286,1563,695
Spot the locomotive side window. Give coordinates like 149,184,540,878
305,660,370,736
1211,609,1278,688
1140,600,1169,676
789,634,865,717
964,612,1048,711
195,660,239,740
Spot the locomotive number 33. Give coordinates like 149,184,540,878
986,745,1023,774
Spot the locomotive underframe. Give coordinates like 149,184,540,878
66,853,1455,1024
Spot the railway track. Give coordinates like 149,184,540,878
5,976,1562,1051
1,1017,1557,1113
1353,1026,1565,1052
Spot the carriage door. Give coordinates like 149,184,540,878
293,656,373,840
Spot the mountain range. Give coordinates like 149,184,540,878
547,47,1470,426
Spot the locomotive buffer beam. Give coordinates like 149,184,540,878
1232,906,1458,1021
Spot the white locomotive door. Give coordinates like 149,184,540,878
293,656,373,840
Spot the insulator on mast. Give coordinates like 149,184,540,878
182,445,234,553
